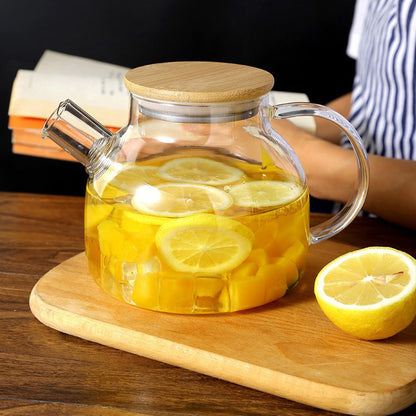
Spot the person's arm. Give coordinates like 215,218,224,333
271,119,416,230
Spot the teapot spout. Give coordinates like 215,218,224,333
42,99,115,174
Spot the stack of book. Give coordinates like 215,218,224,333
8,50,315,162
8,50,130,161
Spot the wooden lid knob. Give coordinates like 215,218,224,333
124,61,274,103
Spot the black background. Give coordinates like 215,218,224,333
0,0,356,197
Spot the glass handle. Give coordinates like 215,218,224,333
271,102,370,244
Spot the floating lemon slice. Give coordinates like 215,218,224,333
112,165,161,188
111,204,170,228
131,183,233,217
94,164,162,198
158,157,244,185
119,208,170,227
314,247,416,340
228,180,303,208
155,213,254,274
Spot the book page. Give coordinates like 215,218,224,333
35,50,130,77
9,50,131,127
9,70,130,127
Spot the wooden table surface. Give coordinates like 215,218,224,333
1,191,415,416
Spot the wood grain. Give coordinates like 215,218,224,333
124,62,274,102
0,399,153,415
1,191,416,416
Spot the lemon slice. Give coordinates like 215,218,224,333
113,165,161,188
314,247,416,340
131,183,233,217
111,204,170,227
158,157,244,185
155,213,254,274
120,208,170,227
94,164,162,198
228,180,303,208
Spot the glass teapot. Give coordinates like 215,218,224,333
42,61,369,314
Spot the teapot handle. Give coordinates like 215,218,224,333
270,102,370,244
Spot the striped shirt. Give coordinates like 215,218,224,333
343,0,416,160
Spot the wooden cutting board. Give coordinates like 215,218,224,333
29,251,416,416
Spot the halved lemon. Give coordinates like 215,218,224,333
228,180,303,208
155,213,254,274
158,157,244,185
131,183,233,217
314,247,416,340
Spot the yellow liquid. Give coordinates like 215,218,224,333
85,148,309,313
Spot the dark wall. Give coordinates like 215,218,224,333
0,0,356,196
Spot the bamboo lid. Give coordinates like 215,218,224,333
124,61,274,103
